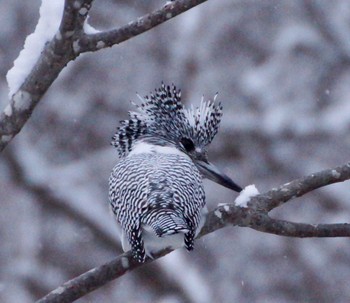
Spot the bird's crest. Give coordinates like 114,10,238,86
111,83,223,157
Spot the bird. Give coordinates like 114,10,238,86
109,83,242,262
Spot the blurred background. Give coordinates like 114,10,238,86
1,0,350,302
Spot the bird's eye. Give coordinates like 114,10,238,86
180,137,195,152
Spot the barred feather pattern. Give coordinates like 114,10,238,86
111,83,223,158
109,83,224,262
109,152,205,262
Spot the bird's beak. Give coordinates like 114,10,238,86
195,160,242,192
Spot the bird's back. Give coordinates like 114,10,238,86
109,83,241,262
109,145,205,262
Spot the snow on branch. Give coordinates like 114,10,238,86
36,161,350,303
234,184,260,208
6,1,64,98
0,0,208,152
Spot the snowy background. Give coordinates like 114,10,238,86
1,0,350,302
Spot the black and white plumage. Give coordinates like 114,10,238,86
109,83,242,262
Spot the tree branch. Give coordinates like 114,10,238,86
59,0,93,34
250,216,350,237
253,162,350,212
36,161,350,303
0,0,208,152
78,0,208,53
0,0,84,151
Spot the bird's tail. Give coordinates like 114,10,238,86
143,209,189,237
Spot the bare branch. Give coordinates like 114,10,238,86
250,216,350,237
253,162,350,212
36,250,155,303
0,0,208,152
36,161,350,303
78,0,208,53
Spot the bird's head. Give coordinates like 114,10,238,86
112,83,242,192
